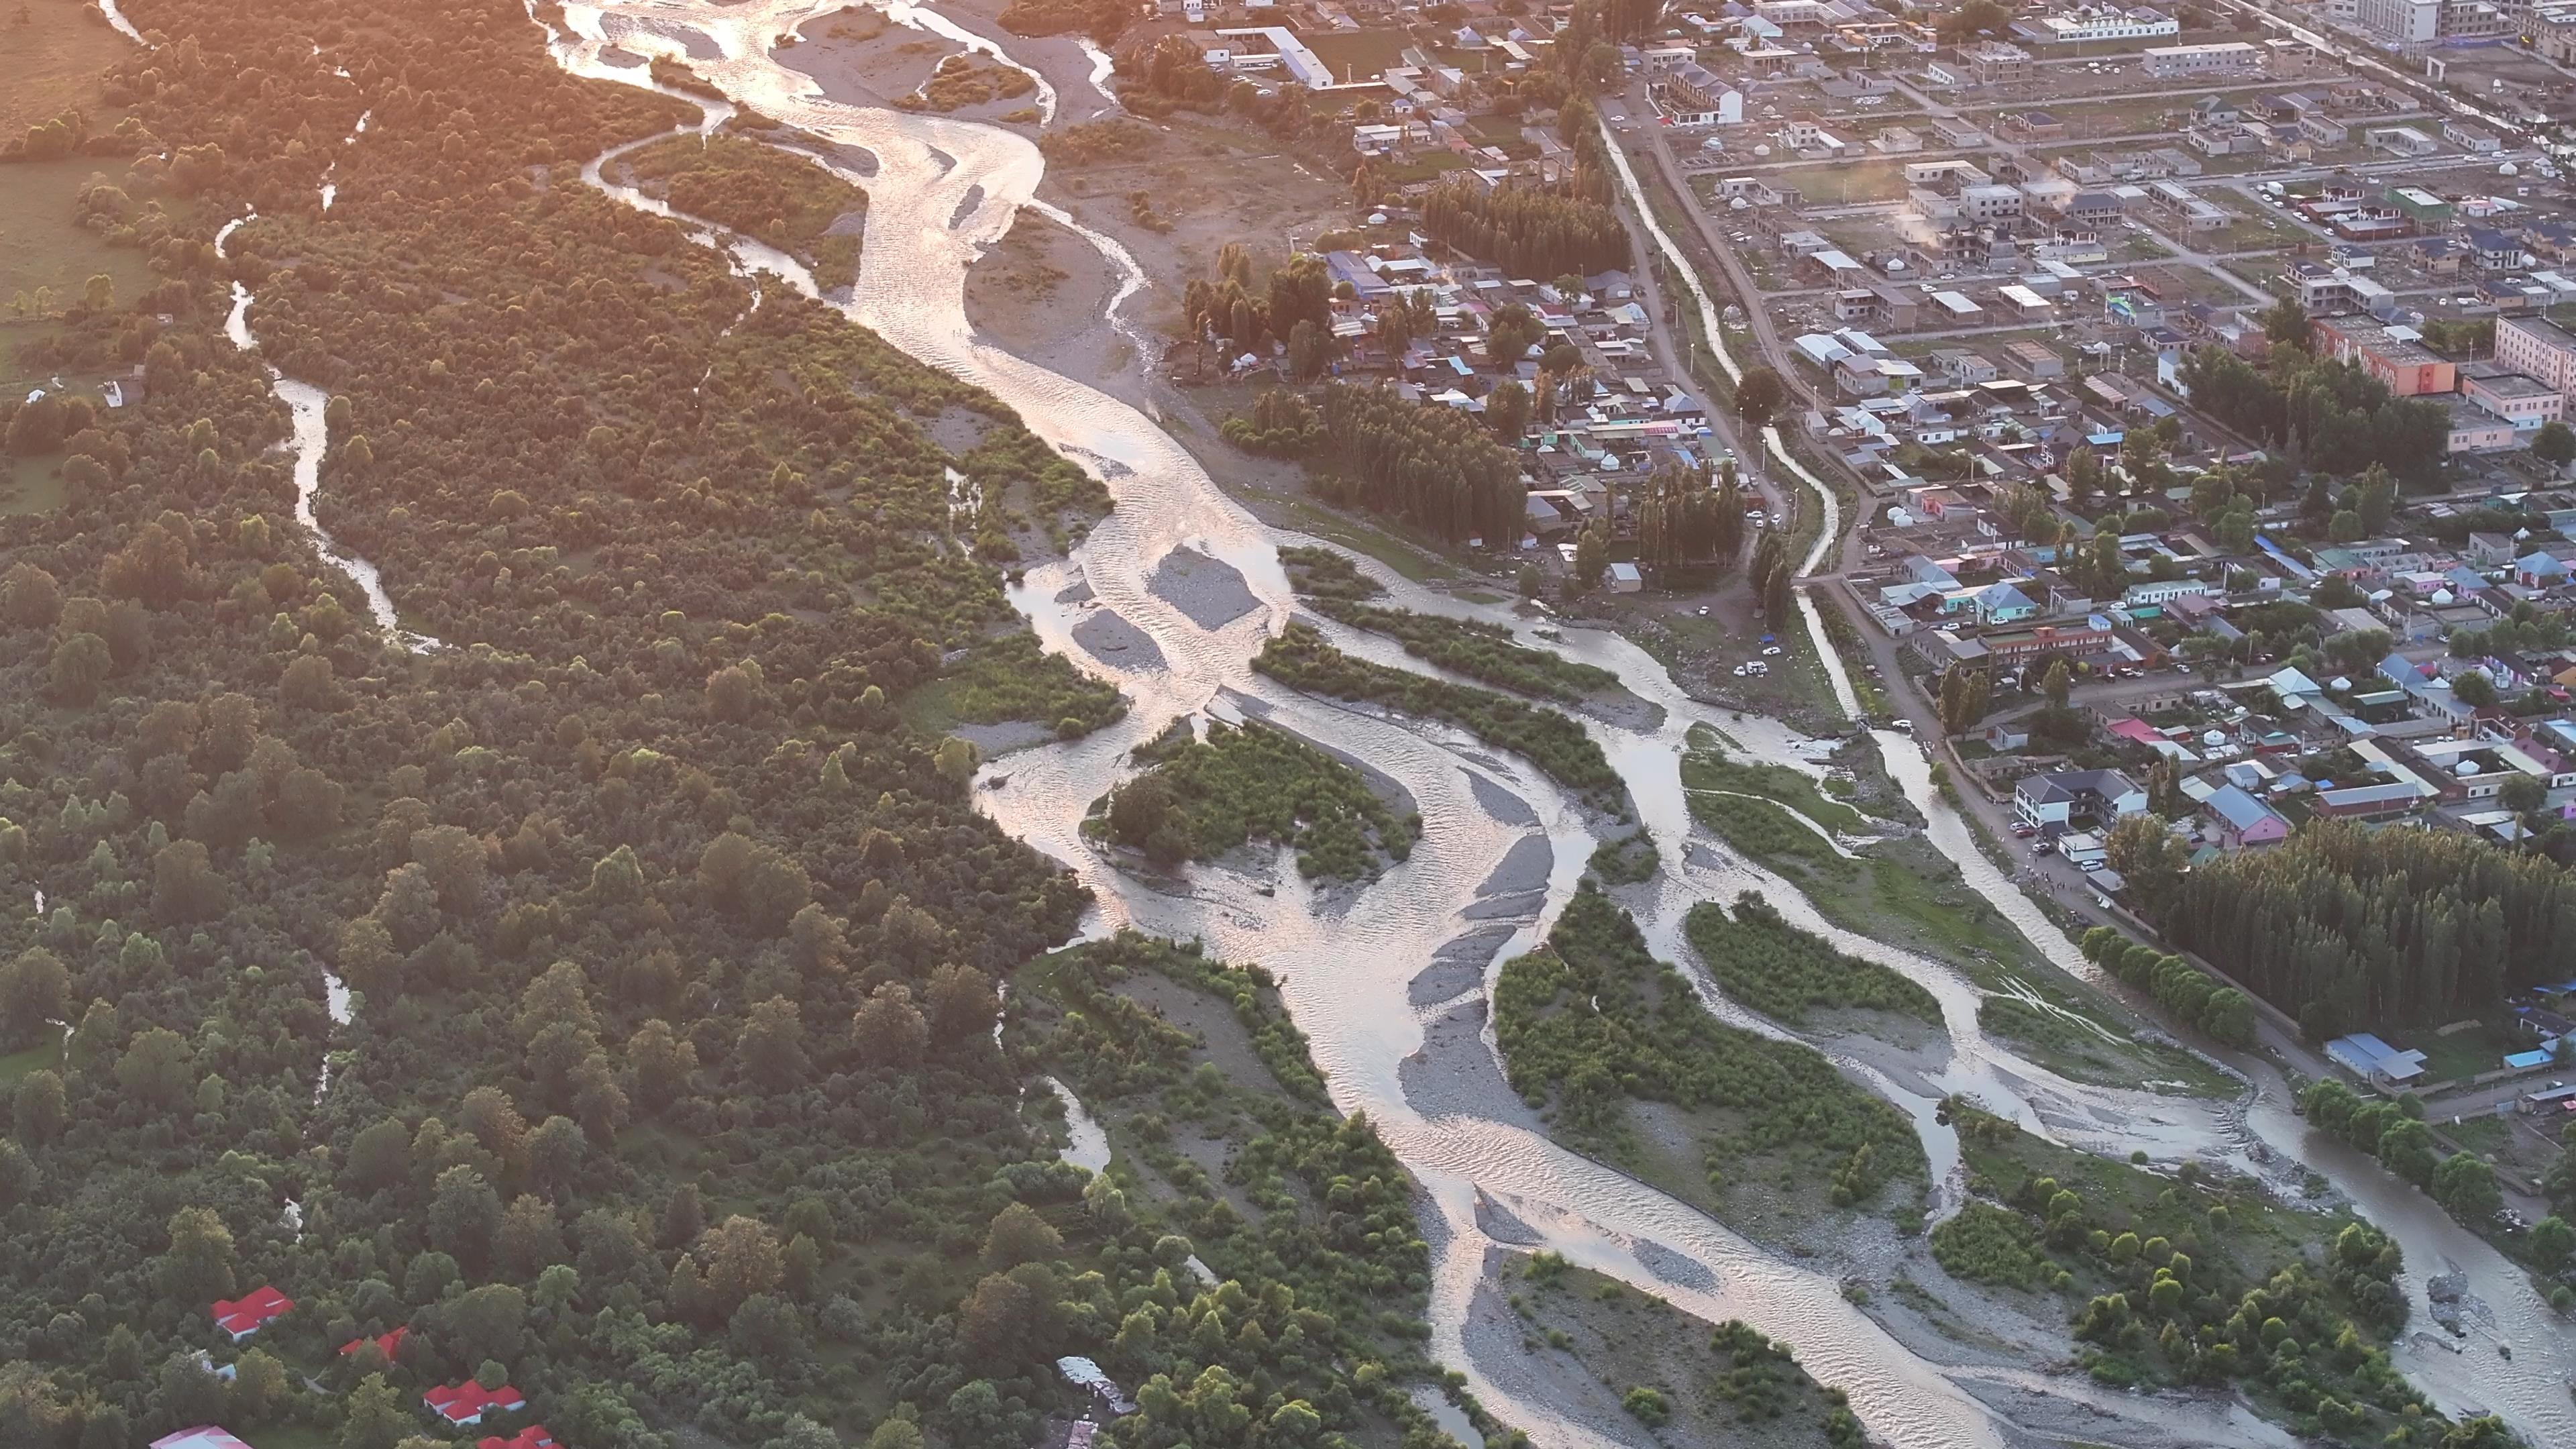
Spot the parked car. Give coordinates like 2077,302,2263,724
1762,645,1783,656
2011,822,2037,838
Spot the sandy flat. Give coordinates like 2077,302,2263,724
1070,608,1164,670
1148,545,1259,629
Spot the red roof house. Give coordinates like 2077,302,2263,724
210,1287,294,1342
150,1432,258,1449
478,1426,558,1449
339,1326,409,1360
424,1382,529,1426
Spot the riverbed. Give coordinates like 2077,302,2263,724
519,3,2574,1444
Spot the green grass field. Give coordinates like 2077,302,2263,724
0,1037,63,1087
0,156,162,394
1,455,71,517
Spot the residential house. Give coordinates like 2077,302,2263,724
1968,580,2039,623
2204,782,2291,847
1931,347,1998,384
339,1327,410,1360
2002,338,2064,378
476,1429,559,1449
2013,767,2148,830
211,1287,294,1344
423,1383,529,1428
152,1434,258,1449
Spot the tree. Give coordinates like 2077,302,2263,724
2261,294,2311,352
0,561,60,627
983,1201,1065,1269
2536,419,2576,471
429,1165,504,1268
448,1283,527,1364
2377,1118,2438,1186
156,1205,236,1303
737,996,808,1090
14,1070,64,1144
527,1115,587,1199
340,1373,409,1449
2326,508,2363,543
2500,771,2547,817
2104,815,2188,917
1735,367,1786,432
865,1421,926,1449
1937,664,1991,735
2041,659,2072,710
2430,1152,2502,1224
853,982,928,1069
48,632,111,704
2451,671,2497,709
924,963,998,1043
1285,319,1328,380
698,1216,785,1315
0,947,68,1049
154,839,228,922
627,1019,698,1110
119,1026,195,1112
1572,523,1607,590
345,1118,413,1193
2529,1214,2575,1271
1486,378,1531,440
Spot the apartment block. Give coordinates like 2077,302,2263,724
2496,315,2576,408
2358,0,2440,44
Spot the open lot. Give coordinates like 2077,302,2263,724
1,0,132,135
0,156,160,394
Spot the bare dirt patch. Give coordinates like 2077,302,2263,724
965,207,1115,361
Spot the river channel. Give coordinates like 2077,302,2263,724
129,0,2565,1440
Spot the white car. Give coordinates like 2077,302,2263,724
1696,604,1711,616
1731,664,1750,677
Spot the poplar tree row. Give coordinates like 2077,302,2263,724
2154,821,2576,1038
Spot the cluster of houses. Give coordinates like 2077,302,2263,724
1902,511,2576,818
1309,240,1728,539
193,1291,558,1446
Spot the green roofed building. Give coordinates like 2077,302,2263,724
2385,184,2453,229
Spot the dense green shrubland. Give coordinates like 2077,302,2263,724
1493,888,1923,1211
1093,720,1418,881
1254,623,1625,816
1682,892,1938,1028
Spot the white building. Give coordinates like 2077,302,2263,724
2022,5,2181,44
2357,0,2440,45
2141,41,2261,76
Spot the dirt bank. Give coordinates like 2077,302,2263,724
963,206,1120,372
778,6,962,111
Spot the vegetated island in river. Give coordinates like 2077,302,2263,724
610,126,871,284
1481,1249,1868,1449
1278,545,1635,708
1254,621,1631,820
1013,932,1525,1447
1683,891,1940,1044
1494,886,1931,1248
1925,1098,2518,1449
1087,716,1421,883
